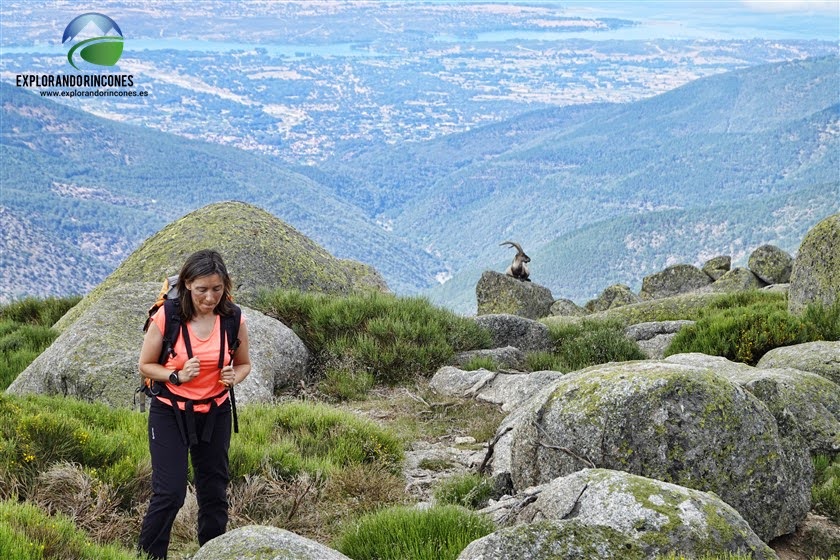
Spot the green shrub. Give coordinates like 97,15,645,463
230,401,403,479
318,367,376,401
525,351,567,372
0,296,81,326
0,297,80,391
433,473,493,510
257,290,491,384
461,356,498,372
0,500,136,560
334,505,494,560
545,318,646,372
812,453,840,523
665,298,839,365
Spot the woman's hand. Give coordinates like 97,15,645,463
180,357,201,383
219,365,236,387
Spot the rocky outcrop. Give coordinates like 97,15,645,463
461,469,775,560
789,213,840,315
757,341,840,385
476,271,554,319
584,284,641,312
473,314,553,353
549,298,587,317
625,320,694,359
702,255,731,281
639,264,713,300
748,244,794,284
488,360,812,542
667,353,840,454
55,201,388,331
192,525,350,560
7,283,311,409
430,366,564,412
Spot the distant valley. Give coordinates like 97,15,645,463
1,56,837,309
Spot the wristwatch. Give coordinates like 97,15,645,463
169,370,182,385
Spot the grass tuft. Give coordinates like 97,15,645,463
333,505,494,560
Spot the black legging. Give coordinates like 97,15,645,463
138,397,231,559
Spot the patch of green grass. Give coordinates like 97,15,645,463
665,298,840,365
543,318,646,372
525,351,568,372
256,290,491,385
0,500,136,560
318,367,376,401
333,505,494,560
1,394,403,499
655,554,759,560
461,356,498,372
812,453,840,523
433,473,493,510
0,297,80,391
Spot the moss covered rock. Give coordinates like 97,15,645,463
640,264,713,300
7,283,311,409
55,201,387,331
704,267,767,293
466,469,775,560
585,284,641,313
757,341,840,385
667,353,840,454
193,525,350,560
702,255,732,281
789,213,840,315
476,271,554,319
748,244,793,285
490,360,811,542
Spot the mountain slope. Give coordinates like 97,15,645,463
425,182,839,314
320,55,839,279
0,82,440,302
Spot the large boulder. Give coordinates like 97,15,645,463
476,271,554,319
489,360,812,542
55,201,388,330
757,341,840,385
193,525,350,560
748,244,794,284
430,366,565,412
584,284,641,313
702,255,731,281
789,213,840,315
462,469,775,560
667,353,840,455
704,267,767,293
6,283,311,409
473,314,552,353
549,298,587,317
639,264,713,300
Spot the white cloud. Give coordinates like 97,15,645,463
741,0,840,13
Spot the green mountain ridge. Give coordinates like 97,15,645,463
0,82,440,302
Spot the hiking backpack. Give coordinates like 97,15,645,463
135,275,241,438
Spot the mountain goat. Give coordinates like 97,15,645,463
500,241,531,281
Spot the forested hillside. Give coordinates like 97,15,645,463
425,182,838,314
0,83,439,301
319,55,840,282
